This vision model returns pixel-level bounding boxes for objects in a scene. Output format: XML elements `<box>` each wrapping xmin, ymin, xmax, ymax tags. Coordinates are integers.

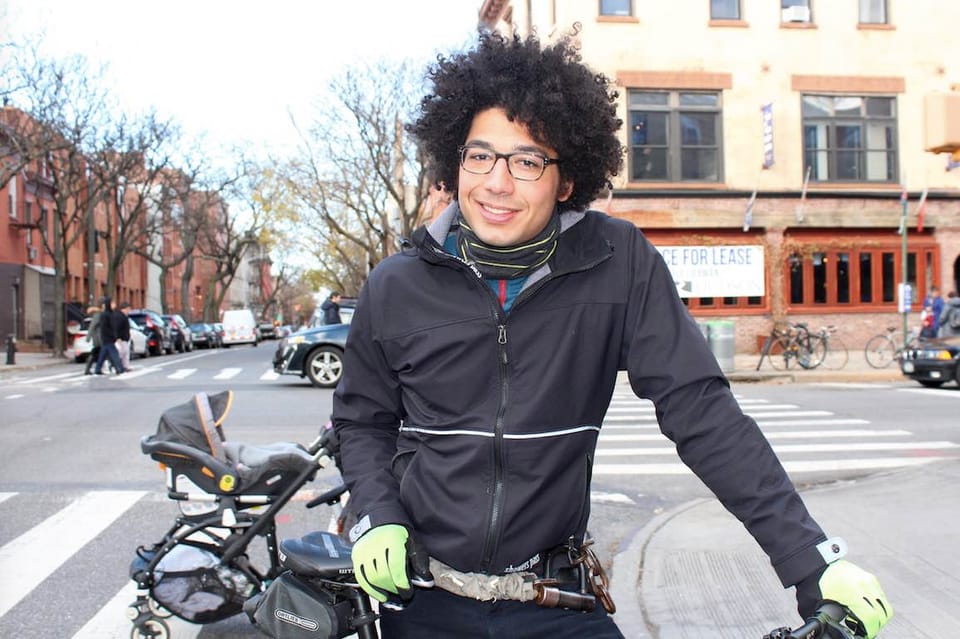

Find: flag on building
<box><xmin>795</xmin><ymin>165</ymin><xmax>811</xmax><ymax>223</ymax></box>
<box><xmin>916</xmin><ymin>188</ymin><xmax>928</xmax><ymax>232</ymax></box>
<box><xmin>743</xmin><ymin>187</ymin><xmax>757</xmax><ymax>232</ymax></box>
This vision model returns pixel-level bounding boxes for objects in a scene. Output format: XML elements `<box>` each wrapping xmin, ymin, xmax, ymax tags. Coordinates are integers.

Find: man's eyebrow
<box><xmin>463</xmin><ymin>140</ymin><xmax>548</xmax><ymax>155</ymax></box>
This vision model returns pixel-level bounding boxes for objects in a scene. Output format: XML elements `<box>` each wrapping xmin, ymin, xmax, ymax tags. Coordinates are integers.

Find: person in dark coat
<box><xmin>94</xmin><ymin>297</ymin><xmax>125</xmax><ymax>375</ymax></box>
<box><xmin>332</xmin><ymin>31</ymin><xmax>892</xmax><ymax>639</ymax></box>
<box><xmin>321</xmin><ymin>292</ymin><xmax>343</xmax><ymax>325</ymax></box>
<box><xmin>112</xmin><ymin>301</ymin><xmax>132</xmax><ymax>372</ymax></box>
<box><xmin>83</xmin><ymin>305</ymin><xmax>102</xmax><ymax>375</ymax></box>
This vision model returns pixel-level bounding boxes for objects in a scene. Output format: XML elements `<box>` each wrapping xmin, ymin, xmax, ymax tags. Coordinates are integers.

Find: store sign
<box><xmin>657</xmin><ymin>245</ymin><xmax>765</xmax><ymax>298</ymax></box>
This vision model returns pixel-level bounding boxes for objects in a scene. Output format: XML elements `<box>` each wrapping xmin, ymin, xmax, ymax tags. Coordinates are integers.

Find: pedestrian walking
<box><xmin>93</xmin><ymin>297</ymin><xmax>125</xmax><ymax>375</ymax></box>
<box><xmin>83</xmin><ymin>305</ymin><xmax>101</xmax><ymax>375</ymax></box>
<box><xmin>114</xmin><ymin>302</ymin><xmax>132</xmax><ymax>372</ymax></box>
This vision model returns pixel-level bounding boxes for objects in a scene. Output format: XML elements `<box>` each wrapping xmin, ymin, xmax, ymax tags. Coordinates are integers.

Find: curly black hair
<box><xmin>407</xmin><ymin>30</ymin><xmax>623</xmax><ymax>213</ymax></box>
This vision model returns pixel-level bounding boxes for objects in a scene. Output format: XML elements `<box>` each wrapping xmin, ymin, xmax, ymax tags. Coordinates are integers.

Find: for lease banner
<box><xmin>656</xmin><ymin>245</ymin><xmax>765</xmax><ymax>298</ymax></box>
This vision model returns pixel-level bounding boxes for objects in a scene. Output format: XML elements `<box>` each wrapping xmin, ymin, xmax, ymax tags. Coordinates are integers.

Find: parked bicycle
<box><xmin>809</xmin><ymin>324</ymin><xmax>848</xmax><ymax>370</ymax></box>
<box><xmin>864</xmin><ymin>326</ymin><xmax>921</xmax><ymax>369</ymax></box>
<box><xmin>764</xmin><ymin>601</ymin><xmax>861</xmax><ymax>638</ymax></box>
<box><xmin>756</xmin><ymin>322</ymin><xmax>824</xmax><ymax>371</ymax></box>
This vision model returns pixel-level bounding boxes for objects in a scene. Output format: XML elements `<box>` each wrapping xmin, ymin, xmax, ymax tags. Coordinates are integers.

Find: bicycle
<box><xmin>864</xmin><ymin>326</ymin><xmax>921</xmax><ymax>369</ymax></box>
<box><xmin>809</xmin><ymin>325</ymin><xmax>848</xmax><ymax>370</ymax></box>
<box><xmin>764</xmin><ymin>601</ymin><xmax>860</xmax><ymax>638</ymax></box>
<box><xmin>756</xmin><ymin>322</ymin><xmax>824</xmax><ymax>371</ymax></box>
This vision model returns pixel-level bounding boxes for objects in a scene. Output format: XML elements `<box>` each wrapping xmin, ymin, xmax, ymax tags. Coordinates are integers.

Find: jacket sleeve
<box><xmin>622</xmin><ymin>233</ymin><xmax>828</xmax><ymax>587</ymax></box>
<box><xmin>332</xmin><ymin>274</ymin><xmax>412</xmax><ymax>537</ymax></box>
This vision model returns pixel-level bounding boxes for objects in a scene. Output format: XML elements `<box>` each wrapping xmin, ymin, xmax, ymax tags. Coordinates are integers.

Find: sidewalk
<box><xmin>612</xmin><ymin>459</ymin><xmax>959</xmax><ymax>638</ymax></box>
<box><xmin>0</xmin><ymin>350</ymin><xmax>75</xmax><ymax>375</ymax></box>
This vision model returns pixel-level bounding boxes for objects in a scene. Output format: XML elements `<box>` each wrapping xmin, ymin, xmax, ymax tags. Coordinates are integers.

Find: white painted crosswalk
<box><xmin>595</xmin><ymin>392</ymin><xmax>958</xmax><ymax>475</ymax></box>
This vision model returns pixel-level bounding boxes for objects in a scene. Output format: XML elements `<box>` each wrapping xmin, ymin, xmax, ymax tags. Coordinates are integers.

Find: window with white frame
<box><xmin>628</xmin><ymin>90</ymin><xmax>723</xmax><ymax>182</ymax></box>
<box><xmin>801</xmin><ymin>95</ymin><xmax>898</xmax><ymax>183</ymax></box>
<box><xmin>599</xmin><ymin>0</ymin><xmax>632</xmax><ymax>17</ymax></box>
<box><xmin>859</xmin><ymin>0</ymin><xmax>887</xmax><ymax>24</ymax></box>
<box><xmin>781</xmin><ymin>0</ymin><xmax>811</xmax><ymax>23</ymax></box>
<box><xmin>711</xmin><ymin>0</ymin><xmax>740</xmax><ymax>20</ymax></box>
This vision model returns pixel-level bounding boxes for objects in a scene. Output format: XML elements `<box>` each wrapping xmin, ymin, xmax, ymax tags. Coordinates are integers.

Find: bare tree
<box><xmin>0</xmin><ymin>45</ymin><xmax>131</xmax><ymax>355</ymax></box>
<box><xmin>274</xmin><ymin>58</ymin><xmax>436</xmax><ymax>296</ymax></box>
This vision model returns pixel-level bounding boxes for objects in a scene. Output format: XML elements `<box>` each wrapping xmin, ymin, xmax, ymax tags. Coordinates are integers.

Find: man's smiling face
<box><xmin>457</xmin><ymin>108</ymin><xmax>572</xmax><ymax>247</ymax></box>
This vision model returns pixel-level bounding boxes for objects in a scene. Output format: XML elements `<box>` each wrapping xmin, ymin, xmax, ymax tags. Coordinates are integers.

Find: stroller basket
<box><xmin>141</xmin><ymin>390</ymin><xmax>318</xmax><ymax>497</ymax></box>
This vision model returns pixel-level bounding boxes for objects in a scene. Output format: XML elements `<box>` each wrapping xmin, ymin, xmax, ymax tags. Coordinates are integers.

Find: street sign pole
<box><xmin>901</xmin><ymin>190</ymin><xmax>909</xmax><ymax>344</ymax></box>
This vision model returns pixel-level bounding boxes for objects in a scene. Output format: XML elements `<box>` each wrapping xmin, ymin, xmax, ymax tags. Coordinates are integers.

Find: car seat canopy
<box><xmin>154</xmin><ymin>390</ymin><xmax>233</xmax><ymax>460</ymax></box>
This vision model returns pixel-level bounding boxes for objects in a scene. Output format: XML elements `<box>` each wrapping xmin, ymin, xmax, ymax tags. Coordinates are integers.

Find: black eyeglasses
<box><xmin>458</xmin><ymin>145</ymin><xmax>561</xmax><ymax>182</ymax></box>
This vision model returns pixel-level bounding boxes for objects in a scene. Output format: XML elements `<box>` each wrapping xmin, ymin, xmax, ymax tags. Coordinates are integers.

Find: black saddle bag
<box><xmin>244</xmin><ymin>571</ymin><xmax>355</xmax><ymax>639</ymax></box>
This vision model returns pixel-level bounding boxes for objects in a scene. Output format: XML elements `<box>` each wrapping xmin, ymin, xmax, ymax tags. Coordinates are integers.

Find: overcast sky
<box><xmin>2</xmin><ymin>0</ymin><xmax>482</xmax><ymax>154</ymax></box>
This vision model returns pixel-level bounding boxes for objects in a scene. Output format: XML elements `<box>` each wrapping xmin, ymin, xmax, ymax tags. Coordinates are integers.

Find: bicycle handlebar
<box><xmin>763</xmin><ymin>602</ymin><xmax>859</xmax><ymax>639</ymax></box>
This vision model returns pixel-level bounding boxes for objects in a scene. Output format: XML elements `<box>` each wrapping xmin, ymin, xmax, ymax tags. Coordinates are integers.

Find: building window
<box><xmin>711</xmin><ymin>0</ymin><xmax>740</xmax><ymax>20</ymax></box>
<box><xmin>25</xmin><ymin>201</ymin><xmax>33</xmax><ymax>246</ymax></box>
<box><xmin>628</xmin><ymin>90</ymin><xmax>723</xmax><ymax>182</ymax></box>
<box><xmin>599</xmin><ymin>0</ymin><xmax>632</xmax><ymax>17</ymax></box>
<box><xmin>781</xmin><ymin>0</ymin><xmax>811</xmax><ymax>23</ymax></box>
<box><xmin>859</xmin><ymin>0</ymin><xmax>887</xmax><ymax>24</ymax></box>
<box><xmin>785</xmin><ymin>233</ymin><xmax>937</xmax><ymax>309</ymax></box>
<box><xmin>802</xmin><ymin>95</ymin><xmax>898</xmax><ymax>183</ymax></box>
<box><xmin>7</xmin><ymin>174</ymin><xmax>16</xmax><ymax>218</ymax></box>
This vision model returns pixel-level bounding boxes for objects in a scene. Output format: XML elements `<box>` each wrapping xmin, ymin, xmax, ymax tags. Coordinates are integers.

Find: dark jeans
<box><xmin>94</xmin><ymin>341</ymin><xmax>124</xmax><ymax>374</ymax></box>
<box><xmin>378</xmin><ymin>587</ymin><xmax>624</xmax><ymax>639</ymax></box>
<box><xmin>84</xmin><ymin>345</ymin><xmax>100</xmax><ymax>374</ymax></box>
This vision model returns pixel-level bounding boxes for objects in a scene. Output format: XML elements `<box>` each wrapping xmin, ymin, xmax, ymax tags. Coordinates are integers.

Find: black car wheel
<box><xmin>305</xmin><ymin>346</ymin><xmax>344</xmax><ymax>388</ymax></box>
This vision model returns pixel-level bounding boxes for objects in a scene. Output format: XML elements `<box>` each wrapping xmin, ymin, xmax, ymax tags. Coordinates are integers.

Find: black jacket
<box><xmin>321</xmin><ymin>299</ymin><xmax>342</xmax><ymax>325</ymax></box>
<box><xmin>98</xmin><ymin>309</ymin><xmax>119</xmax><ymax>342</ymax></box>
<box><xmin>334</xmin><ymin>208</ymin><xmax>827</xmax><ymax>587</ymax></box>
<box><xmin>113</xmin><ymin>311</ymin><xmax>130</xmax><ymax>341</ymax></box>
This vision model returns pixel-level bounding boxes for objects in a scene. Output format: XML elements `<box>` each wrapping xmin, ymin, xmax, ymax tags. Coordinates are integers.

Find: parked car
<box><xmin>273</xmin><ymin>323</ymin><xmax>349</xmax><ymax>388</ymax></box>
<box><xmin>72</xmin><ymin>317</ymin><xmax>148</xmax><ymax>362</ymax></box>
<box><xmin>258</xmin><ymin>322</ymin><xmax>278</xmax><ymax>340</ymax></box>
<box><xmin>162</xmin><ymin>314</ymin><xmax>194</xmax><ymax>352</ymax></box>
<box><xmin>221</xmin><ymin>308</ymin><xmax>259</xmax><ymax>347</ymax></box>
<box><xmin>128</xmin><ymin>309</ymin><xmax>174</xmax><ymax>356</ymax></box>
<box><xmin>189</xmin><ymin>322</ymin><xmax>219</xmax><ymax>349</ymax></box>
<box><xmin>900</xmin><ymin>336</ymin><xmax>960</xmax><ymax>387</ymax></box>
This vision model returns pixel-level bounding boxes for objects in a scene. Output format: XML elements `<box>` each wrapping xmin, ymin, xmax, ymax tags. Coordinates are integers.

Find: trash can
<box><xmin>707</xmin><ymin>320</ymin><xmax>735</xmax><ymax>373</ymax></box>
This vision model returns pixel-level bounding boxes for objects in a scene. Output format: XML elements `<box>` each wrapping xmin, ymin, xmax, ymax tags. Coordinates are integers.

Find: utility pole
<box><xmin>899</xmin><ymin>187</ymin><xmax>909</xmax><ymax>344</ymax></box>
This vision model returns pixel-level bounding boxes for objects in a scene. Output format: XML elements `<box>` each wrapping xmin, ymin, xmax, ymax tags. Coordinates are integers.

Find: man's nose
<box><xmin>483</xmin><ymin>157</ymin><xmax>515</xmax><ymax>192</ymax></box>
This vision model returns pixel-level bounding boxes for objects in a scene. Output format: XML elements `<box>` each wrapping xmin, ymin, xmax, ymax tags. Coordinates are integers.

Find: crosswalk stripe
<box><xmin>595</xmin><ymin>441</ymin><xmax>959</xmax><ymax>456</ymax></box>
<box><xmin>594</xmin><ymin>457</ymin><xmax>937</xmax><ymax>475</ymax></box>
<box><xmin>0</xmin><ymin>493</ymin><xmax>15</xmax><ymax>505</ymax></box>
<box><xmin>599</xmin><ymin>429</ymin><xmax>912</xmax><ymax>442</ymax></box>
<box><xmin>897</xmin><ymin>387</ymin><xmax>960</xmax><ymax>398</ymax></box>
<box><xmin>213</xmin><ymin>368</ymin><xmax>243</xmax><ymax>380</ymax></box>
<box><xmin>756</xmin><ymin>418</ymin><xmax>869</xmax><ymax>427</ymax></box>
<box><xmin>260</xmin><ymin>369</ymin><xmax>280</xmax><ymax>381</ymax></box>
<box><xmin>0</xmin><ymin>491</ymin><xmax>145</xmax><ymax>617</ymax></box>
<box><xmin>168</xmin><ymin>368</ymin><xmax>197</xmax><ymax>380</ymax></box>
<box><xmin>71</xmin><ymin>582</ymin><xmax>201</xmax><ymax>639</ymax></box>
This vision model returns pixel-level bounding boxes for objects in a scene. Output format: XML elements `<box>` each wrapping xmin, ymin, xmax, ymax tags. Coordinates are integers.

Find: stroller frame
<box><xmin>128</xmin><ymin>391</ymin><xmax>337</xmax><ymax>639</ymax></box>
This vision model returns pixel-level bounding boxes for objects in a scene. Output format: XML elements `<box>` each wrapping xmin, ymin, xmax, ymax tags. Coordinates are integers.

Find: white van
<box><xmin>221</xmin><ymin>308</ymin><xmax>259</xmax><ymax>346</ymax></box>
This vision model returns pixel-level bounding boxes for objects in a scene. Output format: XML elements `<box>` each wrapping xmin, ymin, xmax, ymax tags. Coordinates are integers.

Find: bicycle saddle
<box><xmin>280</xmin><ymin>532</ymin><xmax>355</xmax><ymax>579</ymax></box>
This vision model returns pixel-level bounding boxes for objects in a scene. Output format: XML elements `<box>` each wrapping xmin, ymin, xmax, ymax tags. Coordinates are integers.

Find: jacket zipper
<box><xmin>480</xmin><ymin>322</ymin><xmax>509</xmax><ymax>571</ymax></box>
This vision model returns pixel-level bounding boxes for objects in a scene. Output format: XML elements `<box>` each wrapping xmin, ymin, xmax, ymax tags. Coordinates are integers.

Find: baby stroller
<box><xmin>128</xmin><ymin>390</ymin><xmax>344</xmax><ymax>639</ymax></box>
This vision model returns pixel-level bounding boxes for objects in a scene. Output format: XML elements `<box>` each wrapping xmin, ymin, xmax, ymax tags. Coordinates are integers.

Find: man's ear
<box><xmin>557</xmin><ymin>179</ymin><xmax>574</xmax><ymax>203</ymax></box>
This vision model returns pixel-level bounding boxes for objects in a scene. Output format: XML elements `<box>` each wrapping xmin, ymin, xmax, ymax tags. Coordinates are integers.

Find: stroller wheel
<box><xmin>147</xmin><ymin>597</ymin><xmax>172</xmax><ymax>619</ymax></box>
<box><xmin>130</xmin><ymin>617</ymin><xmax>170</xmax><ymax>639</ymax></box>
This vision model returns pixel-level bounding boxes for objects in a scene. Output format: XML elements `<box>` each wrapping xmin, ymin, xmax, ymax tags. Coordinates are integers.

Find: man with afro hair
<box><xmin>333</xmin><ymin>30</ymin><xmax>891</xmax><ymax>638</ymax></box>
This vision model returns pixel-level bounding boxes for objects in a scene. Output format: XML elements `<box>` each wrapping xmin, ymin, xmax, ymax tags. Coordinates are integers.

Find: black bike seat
<box><xmin>279</xmin><ymin>532</ymin><xmax>354</xmax><ymax>579</ymax></box>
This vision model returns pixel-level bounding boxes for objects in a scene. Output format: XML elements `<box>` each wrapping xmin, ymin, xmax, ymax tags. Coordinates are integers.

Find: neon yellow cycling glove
<box><xmin>351</xmin><ymin>524</ymin><xmax>411</xmax><ymax>603</ymax></box>
<box><xmin>797</xmin><ymin>560</ymin><xmax>893</xmax><ymax>638</ymax></box>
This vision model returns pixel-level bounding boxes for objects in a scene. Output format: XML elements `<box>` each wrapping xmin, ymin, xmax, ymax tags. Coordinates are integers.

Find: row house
<box><xmin>0</xmin><ymin>106</ymin><xmax>244</xmax><ymax>349</ymax></box>
<box><xmin>479</xmin><ymin>0</ymin><xmax>960</xmax><ymax>353</ymax></box>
